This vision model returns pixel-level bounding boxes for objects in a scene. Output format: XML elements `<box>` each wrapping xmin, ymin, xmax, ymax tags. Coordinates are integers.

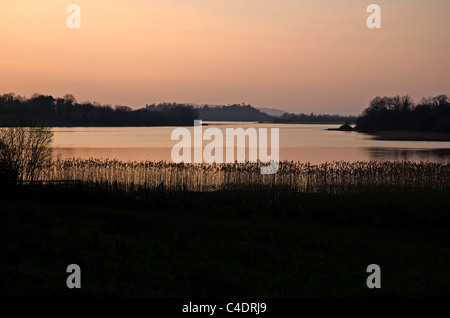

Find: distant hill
<box><xmin>197</xmin><ymin>104</ymin><xmax>272</xmax><ymax>122</ymax></box>
<box><xmin>256</xmin><ymin>107</ymin><xmax>287</xmax><ymax>117</ymax></box>
<box><xmin>184</xmin><ymin>104</ymin><xmax>287</xmax><ymax>118</ymax></box>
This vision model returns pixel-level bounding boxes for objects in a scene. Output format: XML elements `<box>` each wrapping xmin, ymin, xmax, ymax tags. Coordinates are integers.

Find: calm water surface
<box><xmin>52</xmin><ymin>122</ymin><xmax>450</xmax><ymax>164</ymax></box>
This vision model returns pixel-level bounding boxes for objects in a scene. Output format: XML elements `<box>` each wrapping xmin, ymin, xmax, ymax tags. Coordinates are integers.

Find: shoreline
<box><xmin>371</xmin><ymin>130</ymin><xmax>450</xmax><ymax>142</ymax></box>
<box><xmin>327</xmin><ymin>127</ymin><xmax>450</xmax><ymax>141</ymax></box>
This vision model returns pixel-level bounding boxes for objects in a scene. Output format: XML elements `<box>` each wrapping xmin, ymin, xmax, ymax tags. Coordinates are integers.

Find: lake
<box><xmin>52</xmin><ymin>122</ymin><xmax>450</xmax><ymax>164</ymax></box>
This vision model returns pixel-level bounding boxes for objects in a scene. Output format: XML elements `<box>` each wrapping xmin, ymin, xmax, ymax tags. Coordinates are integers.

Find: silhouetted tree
<box><xmin>0</xmin><ymin>122</ymin><xmax>53</xmax><ymax>185</ymax></box>
<box><xmin>274</xmin><ymin>112</ymin><xmax>356</xmax><ymax>124</ymax></box>
<box><xmin>356</xmin><ymin>94</ymin><xmax>450</xmax><ymax>133</ymax></box>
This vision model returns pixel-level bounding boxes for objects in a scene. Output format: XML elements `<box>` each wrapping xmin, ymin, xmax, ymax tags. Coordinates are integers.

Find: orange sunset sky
<box><xmin>1</xmin><ymin>0</ymin><xmax>449</xmax><ymax>114</ymax></box>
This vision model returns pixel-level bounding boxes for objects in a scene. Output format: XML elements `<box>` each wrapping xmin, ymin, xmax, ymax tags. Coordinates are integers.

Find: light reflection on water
<box><xmin>52</xmin><ymin>123</ymin><xmax>450</xmax><ymax>164</ymax></box>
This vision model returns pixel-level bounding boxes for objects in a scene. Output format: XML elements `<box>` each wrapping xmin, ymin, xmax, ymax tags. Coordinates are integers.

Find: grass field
<box><xmin>1</xmin><ymin>182</ymin><xmax>449</xmax><ymax>298</ymax></box>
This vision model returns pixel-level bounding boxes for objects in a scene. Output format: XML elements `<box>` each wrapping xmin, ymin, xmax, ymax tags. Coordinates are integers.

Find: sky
<box><xmin>1</xmin><ymin>0</ymin><xmax>449</xmax><ymax>115</ymax></box>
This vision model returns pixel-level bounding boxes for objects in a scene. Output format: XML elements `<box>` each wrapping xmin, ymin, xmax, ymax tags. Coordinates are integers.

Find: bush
<box><xmin>0</xmin><ymin>123</ymin><xmax>53</xmax><ymax>185</ymax></box>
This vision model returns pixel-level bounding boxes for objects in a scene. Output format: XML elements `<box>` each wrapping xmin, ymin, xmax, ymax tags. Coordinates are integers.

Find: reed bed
<box><xmin>36</xmin><ymin>159</ymin><xmax>450</xmax><ymax>194</ymax></box>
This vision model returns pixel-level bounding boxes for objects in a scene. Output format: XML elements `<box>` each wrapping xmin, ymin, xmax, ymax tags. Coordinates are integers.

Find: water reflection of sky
<box><xmin>51</xmin><ymin>123</ymin><xmax>450</xmax><ymax>163</ymax></box>
<box><xmin>365</xmin><ymin>148</ymin><xmax>450</xmax><ymax>162</ymax></box>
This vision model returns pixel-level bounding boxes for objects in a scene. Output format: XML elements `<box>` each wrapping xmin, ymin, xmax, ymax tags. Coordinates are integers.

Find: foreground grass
<box><xmin>0</xmin><ymin>187</ymin><xmax>449</xmax><ymax>297</ymax></box>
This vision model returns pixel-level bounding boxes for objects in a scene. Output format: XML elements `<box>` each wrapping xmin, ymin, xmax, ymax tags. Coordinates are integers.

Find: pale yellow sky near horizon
<box><xmin>1</xmin><ymin>0</ymin><xmax>449</xmax><ymax>114</ymax></box>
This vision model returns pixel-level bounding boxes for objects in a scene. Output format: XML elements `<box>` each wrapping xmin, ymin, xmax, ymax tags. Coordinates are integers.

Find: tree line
<box><xmin>273</xmin><ymin>113</ymin><xmax>356</xmax><ymax>124</ymax></box>
<box><xmin>0</xmin><ymin>93</ymin><xmax>199</xmax><ymax>126</ymax></box>
<box><xmin>356</xmin><ymin>94</ymin><xmax>450</xmax><ymax>133</ymax></box>
<box><xmin>1</xmin><ymin>93</ymin><xmax>363</xmax><ymax>125</ymax></box>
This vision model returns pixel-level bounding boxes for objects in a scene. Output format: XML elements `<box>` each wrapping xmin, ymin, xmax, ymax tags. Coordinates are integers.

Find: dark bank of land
<box><xmin>0</xmin><ymin>94</ymin><xmax>199</xmax><ymax>127</ymax></box>
<box><xmin>326</xmin><ymin>94</ymin><xmax>450</xmax><ymax>141</ymax></box>
<box><xmin>0</xmin><ymin>92</ymin><xmax>356</xmax><ymax>126</ymax></box>
<box><xmin>273</xmin><ymin>114</ymin><xmax>357</xmax><ymax>125</ymax></box>
<box><xmin>276</xmin><ymin>94</ymin><xmax>450</xmax><ymax>140</ymax></box>
<box><xmin>1</xmin><ymin>184</ymin><xmax>450</xmax><ymax>298</ymax></box>
<box><xmin>0</xmin><ymin>93</ymin><xmax>274</xmax><ymax>126</ymax></box>
<box><xmin>2</xmin><ymin>93</ymin><xmax>449</xmax><ymax>134</ymax></box>
<box><xmin>356</xmin><ymin>95</ymin><xmax>450</xmax><ymax>134</ymax></box>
